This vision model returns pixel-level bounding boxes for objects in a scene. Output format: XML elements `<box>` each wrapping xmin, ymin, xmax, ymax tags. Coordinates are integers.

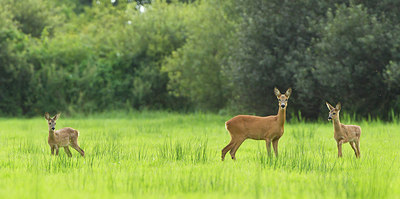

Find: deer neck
<box><xmin>277</xmin><ymin>107</ymin><xmax>286</xmax><ymax>127</ymax></box>
<box><xmin>333</xmin><ymin>116</ymin><xmax>341</xmax><ymax>132</ymax></box>
<box><xmin>49</xmin><ymin>129</ymin><xmax>55</xmax><ymax>138</ymax></box>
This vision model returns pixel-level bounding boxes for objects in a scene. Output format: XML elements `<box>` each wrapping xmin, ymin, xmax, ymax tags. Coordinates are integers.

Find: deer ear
<box><xmin>44</xmin><ymin>112</ymin><xmax>50</xmax><ymax>120</ymax></box>
<box><xmin>326</xmin><ymin>102</ymin><xmax>334</xmax><ymax>111</ymax></box>
<box><xmin>53</xmin><ymin>113</ymin><xmax>61</xmax><ymax>121</ymax></box>
<box><xmin>274</xmin><ymin>87</ymin><xmax>281</xmax><ymax>97</ymax></box>
<box><xmin>336</xmin><ymin>102</ymin><xmax>341</xmax><ymax>111</ymax></box>
<box><xmin>285</xmin><ymin>88</ymin><xmax>292</xmax><ymax>98</ymax></box>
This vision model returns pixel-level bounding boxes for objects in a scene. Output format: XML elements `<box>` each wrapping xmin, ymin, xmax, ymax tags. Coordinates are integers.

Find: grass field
<box><xmin>0</xmin><ymin>111</ymin><xmax>399</xmax><ymax>199</ymax></box>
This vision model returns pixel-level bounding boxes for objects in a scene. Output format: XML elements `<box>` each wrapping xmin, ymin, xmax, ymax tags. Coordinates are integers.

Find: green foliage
<box><xmin>1</xmin><ymin>0</ymin><xmax>194</xmax><ymax>116</ymax></box>
<box><xmin>227</xmin><ymin>0</ymin><xmax>400</xmax><ymax>119</ymax></box>
<box><xmin>162</xmin><ymin>0</ymin><xmax>237</xmax><ymax>111</ymax></box>
<box><xmin>312</xmin><ymin>4</ymin><xmax>397</xmax><ymax>117</ymax></box>
<box><xmin>6</xmin><ymin>0</ymin><xmax>67</xmax><ymax>37</ymax></box>
<box><xmin>228</xmin><ymin>0</ymin><xmax>341</xmax><ymax>116</ymax></box>
<box><xmin>1</xmin><ymin>0</ymin><xmax>400</xmax><ymax>119</ymax></box>
<box><xmin>0</xmin><ymin>5</ymin><xmax>32</xmax><ymax>116</ymax></box>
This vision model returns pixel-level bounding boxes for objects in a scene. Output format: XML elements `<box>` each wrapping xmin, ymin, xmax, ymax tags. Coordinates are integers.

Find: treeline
<box><xmin>0</xmin><ymin>0</ymin><xmax>399</xmax><ymax>119</ymax></box>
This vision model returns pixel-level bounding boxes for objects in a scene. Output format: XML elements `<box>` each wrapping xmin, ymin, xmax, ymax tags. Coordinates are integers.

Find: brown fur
<box><xmin>222</xmin><ymin>88</ymin><xmax>291</xmax><ymax>160</ymax></box>
<box><xmin>326</xmin><ymin>102</ymin><xmax>361</xmax><ymax>158</ymax></box>
<box><xmin>45</xmin><ymin>112</ymin><xmax>85</xmax><ymax>157</ymax></box>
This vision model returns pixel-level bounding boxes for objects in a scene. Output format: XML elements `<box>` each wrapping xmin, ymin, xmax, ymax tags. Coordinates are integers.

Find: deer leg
<box><xmin>266</xmin><ymin>139</ymin><xmax>272</xmax><ymax>156</ymax></box>
<box><xmin>337</xmin><ymin>140</ymin><xmax>343</xmax><ymax>158</ymax></box>
<box><xmin>55</xmin><ymin>146</ymin><xmax>59</xmax><ymax>156</ymax></box>
<box><xmin>229</xmin><ymin>138</ymin><xmax>245</xmax><ymax>160</ymax></box>
<box><xmin>221</xmin><ymin>140</ymin><xmax>234</xmax><ymax>161</ymax></box>
<box><xmin>64</xmin><ymin>146</ymin><xmax>72</xmax><ymax>157</ymax></box>
<box><xmin>355</xmin><ymin>140</ymin><xmax>361</xmax><ymax>158</ymax></box>
<box><xmin>79</xmin><ymin>146</ymin><xmax>85</xmax><ymax>157</ymax></box>
<box><xmin>272</xmin><ymin>139</ymin><xmax>279</xmax><ymax>157</ymax></box>
<box><xmin>71</xmin><ymin>144</ymin><xmax>85</xmax><ymax>157</ymax></box>
<box><xmin>349</xmin><ymin>142</ymin><xmax>357</xmax><ymax>157</ymax></box>
<box><xmin>51</xmin><ymin>146</ymin><xmax>55</xmax><ymax>155</ymax></box>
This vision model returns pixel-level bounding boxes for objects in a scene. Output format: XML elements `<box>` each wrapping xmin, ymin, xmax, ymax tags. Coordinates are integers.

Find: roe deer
<box><xmin>222</xmin><ymin>87</ymin><xmax>292</xmax><ymax>160</ymax></box>
<box><xmin>45</xmin><ymin>112</ymin><xmax>85</xmax><ymax>157</ymax></box>
<box><xmin>326</xmin><ymin>102</ymin><xmax>361</xmax><ymax>158</ymax></box>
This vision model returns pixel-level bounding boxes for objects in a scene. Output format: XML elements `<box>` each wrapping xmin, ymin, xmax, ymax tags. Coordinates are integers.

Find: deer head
<box><xmin>274</xmin><ymin>87</ymin><xmax>292</xmax><ymax>109</ymax></box>
<box><xmin>44</xmin><ymin>112</ymin><xmax>61</xmax><ymax>131</ymax></box>
<box><xmin>326</xmin><ymin>102</ymin><xmax>341</xmax><ymax>121</ymax></box>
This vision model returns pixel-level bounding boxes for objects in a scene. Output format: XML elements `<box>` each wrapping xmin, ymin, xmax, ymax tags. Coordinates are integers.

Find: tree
<box><xmin>0</xmin><ymin>5</ymin><xmax>33</xmax><ymax>115</ymax></box>
<box><xmin>227</xmin><ymin>0</ymin><xmax>341</xmax><ymax>117</ymax></box>
<box><xmin>312</xmin><ymin>4</ymin><xmax>396</xmax><ymax>117</ymax></box>
<box><xmin>162</xmin><ymin>0</ymin><xmax>237</xmax><ymax>111</ymax></box>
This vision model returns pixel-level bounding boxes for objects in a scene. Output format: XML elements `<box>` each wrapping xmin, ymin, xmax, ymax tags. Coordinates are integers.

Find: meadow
<box><xmin>0</xmin><ymin>111</ymin><xmax>399</xmax><ymax>199</ymax></box>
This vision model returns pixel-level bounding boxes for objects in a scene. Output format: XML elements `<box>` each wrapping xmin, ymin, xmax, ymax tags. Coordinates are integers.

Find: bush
<box><xmin>162</xmin><ymin>0</ymin><xmax>237</xmax><ymax>111</ymax></box>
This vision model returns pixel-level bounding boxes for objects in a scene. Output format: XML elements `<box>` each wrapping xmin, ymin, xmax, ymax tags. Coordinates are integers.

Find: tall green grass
<box><xmin>0</xmin><ymin>112</ymin><xmax>399</xmax><ymax>198</ymax></box>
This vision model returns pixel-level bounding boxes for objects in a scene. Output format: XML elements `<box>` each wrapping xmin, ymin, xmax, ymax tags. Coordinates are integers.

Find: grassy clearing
<box><xmin>0</xmin><ymin>111</ymin><xmax>399</xmax><ymax>198</ymax></box>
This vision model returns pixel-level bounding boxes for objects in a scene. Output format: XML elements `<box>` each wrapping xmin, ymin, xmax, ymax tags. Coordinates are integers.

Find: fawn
<box><xmin>326</xmin><ymin>102</ymin><xmax>361</xmax><ymax>158</ymax></box>
<box><xmin>45</xmin><ymin>112</ymin><xmax>85</xmax><ymax>157</ymax></box>
<box><xmin>222</xmin><ymin>87</ymin><xmax>292</xmax><ymax>160</ymax></box>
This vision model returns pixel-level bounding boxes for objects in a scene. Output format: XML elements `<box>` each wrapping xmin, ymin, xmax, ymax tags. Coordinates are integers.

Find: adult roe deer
<box><xmin>326</xmin><ymin>102</ymin><xmax>361</xmax><ymax>158</ymax></box>
<box><xmin>222</xmin><ymin>87</ymin><xmax>292</xmax><ymax>160</ymax></box>
<box><xmin>45</xmin><ymin>112</ymin><xmax>85</xmax><ymax>157</ymax></box>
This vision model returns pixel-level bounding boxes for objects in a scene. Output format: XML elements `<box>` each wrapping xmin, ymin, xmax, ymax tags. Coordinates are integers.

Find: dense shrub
<box><xmin>1</xmin><ymin>0</ymin><xmax>400</xmax><ymax>119</ymax></box>
<box><xmin>0</xmin><ymin>5</ymin><xmax>32</xmax><ymax>116</ymax></box>
<box><xmin>227</xmin><ymin>1</ymin><xmax>400</xmax><ymax>119</ymax></box>
<box><xmin>162</xmin><ymin>0</ymin><xmax>237</xmax><ymax>111</ymax></box>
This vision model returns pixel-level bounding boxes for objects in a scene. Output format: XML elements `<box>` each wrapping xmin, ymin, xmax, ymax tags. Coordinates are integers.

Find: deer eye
<box><xmin>333</xmin><ymin>113</ymin><xmax>336</xmax><ymax>115</ymax></box>
<box><xmin>285</xmin><ymin>99</ymin><xmax>288</xmax><ymax>101</ymax></box>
